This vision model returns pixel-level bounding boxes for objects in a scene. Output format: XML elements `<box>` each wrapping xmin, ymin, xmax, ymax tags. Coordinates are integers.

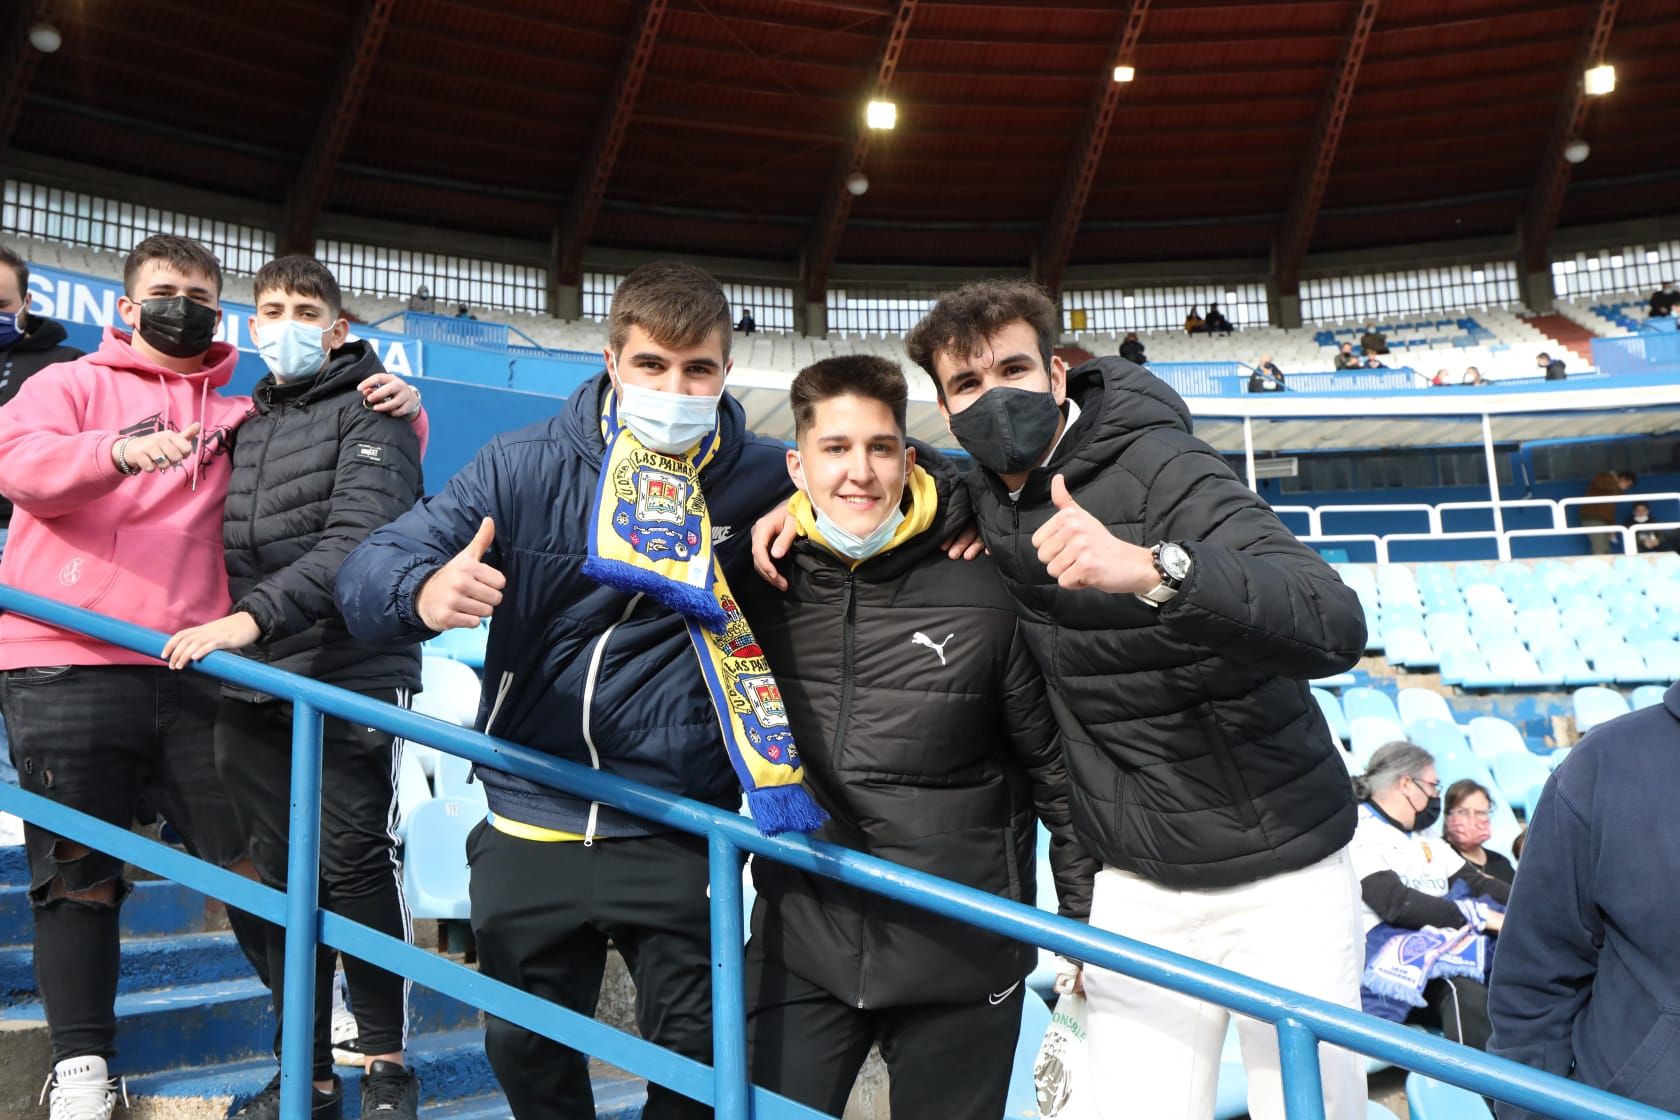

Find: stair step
<box><xmin>0</xmin><ymin>975</ymin><xmax>481</xmax><ymax>1071</ymax></box>
<box><xmin>0</xmin><ymin>879</ymin><xmax>212</xmax><ymax>946</ymax></box>
<box><xmin>0</xmin><ymin>930</ymin><xmax>251</xmax><ymax>1006</ymax></box>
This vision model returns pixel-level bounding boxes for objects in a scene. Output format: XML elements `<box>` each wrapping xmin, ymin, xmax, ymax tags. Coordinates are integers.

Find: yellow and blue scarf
<box><xmin>582</xmin><ymin>391</ymin><xmax>827</xmax><ymax>836</ymax></box>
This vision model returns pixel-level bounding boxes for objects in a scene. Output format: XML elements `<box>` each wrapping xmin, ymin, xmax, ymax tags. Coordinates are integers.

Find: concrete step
<box><xmin>0</xmin><ymin>878</ymin><xmax>212</xmax><ymax>946</ymax></box>
<box><xmin>0</xmin><ymin>930</ymin><xmax>251</xmax><ymax>1007</ymax></box>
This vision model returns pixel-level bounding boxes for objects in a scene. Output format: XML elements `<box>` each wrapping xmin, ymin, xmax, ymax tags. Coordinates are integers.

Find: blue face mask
<box><xmin>0</xmin><ymin>310</ymin><xmax>23</xmax><ymax>348</ymax></box>
<box><xmin>616</xmin><ymin>375</ymin><xmax>722</xmax><ymax>454</ymax></box>
<box><xmin>255</xmin><ymin>318</ymin><xmax>333</xmax><ymax>382</ymax></box>
<box><xmin>813</xmin><ymin>501</ymin><xmax>906</xmax><ymax>562</ymax></box>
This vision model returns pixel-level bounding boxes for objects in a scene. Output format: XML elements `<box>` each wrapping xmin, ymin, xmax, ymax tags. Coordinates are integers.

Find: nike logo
<box><xmin>989</xmin><ymin>981</ymin><xmax>1021</xmax><ymax>1005</ymax></box>
<box><xmin>712</xmin><ymin>524</ymin><xmax>734</xmax><ymax>544</ymax></box>
<box><xmin>911</xmin><ymin>631</ymin><xmax>954</xmax><ymax>666</ymax></box>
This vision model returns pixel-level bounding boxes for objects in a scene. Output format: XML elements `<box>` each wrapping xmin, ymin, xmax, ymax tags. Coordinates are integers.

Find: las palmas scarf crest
<box><xmin>582</xmin><ymin>390</ymin><xmax>826</xmax><ymax>836</ymax></box>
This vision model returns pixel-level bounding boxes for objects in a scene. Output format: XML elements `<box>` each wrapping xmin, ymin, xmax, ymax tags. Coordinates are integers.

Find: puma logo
<box><xmin>911</xmin><ymin>631</ymin><xmax>954</xmax><ymax>666</ymax></box>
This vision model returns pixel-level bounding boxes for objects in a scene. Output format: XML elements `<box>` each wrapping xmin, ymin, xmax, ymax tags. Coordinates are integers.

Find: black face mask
<box><xmin>947</xmin><ymin>387</ymin><xmax>1063</xmax><ymax>477</ymax></box>
<box><xmin>1412</xmin><ymin>792</ymin><xmax>1442</xmax><ymax>833</ymax></box>
<box><xmin>133</xmin><ymin>296</ymin><xmax>219</xmax><ymax>359</ymax></box>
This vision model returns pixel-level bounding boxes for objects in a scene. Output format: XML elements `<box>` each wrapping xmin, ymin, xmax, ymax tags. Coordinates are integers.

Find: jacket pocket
<box><xmin>83</xmin><ymin>529</ymin><xmax>225</xmax><ymax>635</ymax></box>
<box><xmin>1199</xmin><ymin>703</ymin><xmax>1260</xmax><ymax>829</ymax></box>
<box><xmin>1605</xmin><ymin>1006</ymin><xmax>1680</xmax><ymax>1104</ymax></box>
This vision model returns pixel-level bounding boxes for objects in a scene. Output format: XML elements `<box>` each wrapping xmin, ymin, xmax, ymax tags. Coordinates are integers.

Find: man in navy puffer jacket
<box><xmin>335</xmin><ymin>262</ymin><xmax>792</xmax><ymax>1120</ymax></box>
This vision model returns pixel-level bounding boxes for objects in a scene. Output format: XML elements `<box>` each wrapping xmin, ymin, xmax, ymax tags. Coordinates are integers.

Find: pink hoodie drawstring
<box><xmin>191</xmin><ymin>376</ymin><xmax>208</xmax><ymax>491</ymax></box>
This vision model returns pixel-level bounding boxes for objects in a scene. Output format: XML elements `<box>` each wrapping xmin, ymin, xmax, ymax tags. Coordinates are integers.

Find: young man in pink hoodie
<box><xmin>0</xmin><ymin>234</ymin><xmax>418</xmax><ymax>1118</ymax></box>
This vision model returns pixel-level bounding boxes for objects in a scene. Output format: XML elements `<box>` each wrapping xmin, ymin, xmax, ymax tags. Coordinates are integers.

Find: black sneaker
<box><xmin>229</xmin><ymin>1072</ymin><xmax>343</xmax><ymax>1119</ymax></box>
<box><xmin>361</xmin><ymin>1060</ymin><xmax>420</xmax><ymax>1118</ymax></box>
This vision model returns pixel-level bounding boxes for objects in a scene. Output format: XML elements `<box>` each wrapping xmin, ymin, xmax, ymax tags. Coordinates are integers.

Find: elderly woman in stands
<box><xmin>1350</xmin><ymin>742</ymin><xmax>1511</xmax><ymax>1051</ymax></box>
<box><xmin>1442</xmin><ymin>779</ymin><xmax>1516</xmax><ymax>885</ymax></box>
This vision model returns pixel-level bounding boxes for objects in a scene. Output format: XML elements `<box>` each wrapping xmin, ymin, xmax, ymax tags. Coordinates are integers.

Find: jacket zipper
<box><xmin>832</xmin><ymin>574</ymin><xmax>870</xmax><ymax>1007</ymax></box>
<box><xmin>247</xmin><ymin>404</ymin><xmax>281</xmax><ymax>564</ymax></box>
<box><xmin>579</xmin><ymin>593</ymin><xmax>643</xmax><ymax>845</ymax></box>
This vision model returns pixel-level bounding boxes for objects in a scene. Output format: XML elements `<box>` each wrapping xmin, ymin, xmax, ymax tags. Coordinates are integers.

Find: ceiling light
<box><xmin>865</xmin><ymin>100</ymin><xmax>897</xmax><ymax>130</ymax></box>
<box><xmin>1112</xmin><ymin>65</ymin><xmax>1136</xmax><ymax>83</ymax></box>
<box><xmin>28</xmin><ymin>21</ymin><xmax>61</xmax><ymax>53</ymax></box>
<box><xmin>1583</xmin><ymin>63</ymin><xmax>1616</xmax><ymax>96</ymax></box>
<box><xmin>1563</xmin><ymin>139</ymin><xmax>1590</xmax><ymax>164</ymax></box>
<box><xmin>845</xmin><ymin>171</ymin><xmax>869</xmax><ymax>196</ymax></box>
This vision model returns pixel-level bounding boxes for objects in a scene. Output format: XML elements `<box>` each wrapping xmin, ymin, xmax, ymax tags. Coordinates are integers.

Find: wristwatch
<box><xmin>1136</xmin><ymin>541</ymin><xmax>1191</xmax><ymax>607</ymax></box>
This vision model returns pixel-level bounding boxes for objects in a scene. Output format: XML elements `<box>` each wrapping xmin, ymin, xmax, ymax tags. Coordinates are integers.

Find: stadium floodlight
<box><xmin>1583</xmin><ymin>64</ymin><xmax>1616</xmax><ymax>96</ymax></box>
<box><xmin>865</xmin><ymin>100</ymin><xmax>897</xmax><ymax>130</ymax></box>
<box><xmin>28</xmin><ymin>21</ymin><xmax>61</xmax><ymax>53</ymax></box>
<box><xmin>1563</xmin><ymin>139</ymin><xmax>1590</xmax><ymax>164</ymax></box>
<box><xmin>845</xmin><ymin>171</ymin><xmax>870</xmax><ymax>196</ymax></box>
<box><xmin>1113</xmin><ymin>65</ymin><xmax>1136</xmax><ymax>83</ymax></box>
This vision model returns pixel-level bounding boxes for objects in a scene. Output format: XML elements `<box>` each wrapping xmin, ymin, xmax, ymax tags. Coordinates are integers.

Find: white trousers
<box><xmin>1082</xmin><ymin>849</ymin><xmax>1367</xmax><ymax>1120</ymax></box>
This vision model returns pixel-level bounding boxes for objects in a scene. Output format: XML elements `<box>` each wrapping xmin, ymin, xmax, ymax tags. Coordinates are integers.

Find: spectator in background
<box><xmin>454</xmin><ymin>303</ymin><xmax>476</xmax><ymax>320</ymax></box>
<box><xmin>1118</xmin><ymin>331</ymin><xmax>1146</xmax><ymax>365</ymax></box>
<box><xmin>1183</xmin><ymin>306</ymin><xmax>1205</xmax><ymax>334</ymax></box>
<box><xmin>1363</xmin><ymin>355</ymin><xmax>1387</xmax><ymax>369</ymax></box>
<box><xmin>1537</xmin><ymin>352</ymin><xmax>1566</xmax><ymax>381</ymax></box>
<box><xmin>1462</xmin><ymin>368</ymin><xmax>1486</xmax><ymax>386</ymax></box>
<box><xmin>1248</xmin><ymin>356</ymin><xmax>1286</xmax><ymax>393</ymax></box>
<box><xmin>1430</xmin><ymin>369</ymin><xmax>1450</xmax><ymax>386</ymax></box>
<box><xmin>1648</xmin><ymin>280</ymin><xmax>1677</xmax><ymax>318</ymax></box>
<box><xmin>1488</xmin><ymin>684</ymin><xmax>1680</xmax><ymax>1118</ymax></box>
<box><xmin>735</xmin><ymin>308</ymin><xmax>756</xmax><ymax>334</ymax></box>
<box><xmin>1580</xmin><ymin>469</ymin><xmax>1636</xmax><ymax>555</ymax></box>
<box><xmin>1335</xmin><ymin>342</ymin><xmax>1360</xmax><ymax>371</ymax></box>
<box><xmin>1630</xmin><ymin>503</ymin><xmax>1673</xmax><ymax>554</ymax></box>
<box><xmin>1351</xmin><ymin>743</ymin><xmax>1507</xmax><ymax>1052</ymax></box>
<box><xmin>1442</xmin><ymin>780</ymin><xmax>1516</xmax><ymax>887</ymax></box>
<box><xmin>1203</xmin><ymin>303</ymin><xmax>1233</xmax><ymax>334</ymax></box>
<box><xmin>1360</xmin><ymin>324</ymin><xmax>1389</xmax><ymax>354</ymax></box>
<box><xmin>406</xmin><ymin>284</ymin><xmax>434</xmax><ymax>314</ymax></box>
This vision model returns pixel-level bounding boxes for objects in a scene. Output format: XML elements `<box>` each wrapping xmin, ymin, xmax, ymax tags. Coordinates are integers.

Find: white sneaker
<box><xmin>330</xmin><ymin>971</ymin><xmax>361</xmax><ymax>1067</ymax></box>
<box><xmin>40</xmin><ymin>1056</ymin><xmax>127</xmax><ymax>1120</ymax></box>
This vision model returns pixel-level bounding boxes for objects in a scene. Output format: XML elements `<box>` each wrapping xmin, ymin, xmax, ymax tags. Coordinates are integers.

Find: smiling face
<box><xmin>789</xmin><ymin>393</ymin><xmax>913</xmax><ymax>539</ymax></box>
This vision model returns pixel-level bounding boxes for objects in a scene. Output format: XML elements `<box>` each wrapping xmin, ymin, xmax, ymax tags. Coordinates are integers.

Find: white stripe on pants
<box><xmin>1082</xmin><ymin>848</ymin><xmax>1366</xmax><ymax>1120</ymax></box>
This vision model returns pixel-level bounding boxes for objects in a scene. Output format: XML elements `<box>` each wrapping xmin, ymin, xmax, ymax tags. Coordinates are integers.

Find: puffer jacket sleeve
<box><xmin>1000</xmin><ymin>618</ymin><xmax>1098</xmax><ymax>921</ymax></box>
<box><xmin>1139</xmin><ymin>433</ymin><xmax>1367</xmax><ymax>678</ymax></box>
<box><xmin>234</xmin><ymin>406</ymin><xmax>423</xmax><ymax>643</ymax></box>
<box><xmin>335</xmin><ymin>434</ymin><xmax>504</xmax><ymax>646</ymax></box>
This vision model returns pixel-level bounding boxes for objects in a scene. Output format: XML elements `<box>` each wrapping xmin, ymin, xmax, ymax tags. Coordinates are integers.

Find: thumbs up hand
<box><xmin>417</xmin><ymin>517</ymin><xmax>506</xmax><ymax>631</ymax></box>
<box><xmin>1030</xmin><ymin>475</ymin><xmax>1157</xmax><ymax>594</ymax></box>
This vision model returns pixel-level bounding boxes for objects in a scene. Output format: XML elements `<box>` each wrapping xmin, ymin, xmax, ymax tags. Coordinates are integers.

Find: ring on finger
<box><xmin>152</xmin><ymin>454</ymin><xmax>171</xmax><ymax>467</ymax></box>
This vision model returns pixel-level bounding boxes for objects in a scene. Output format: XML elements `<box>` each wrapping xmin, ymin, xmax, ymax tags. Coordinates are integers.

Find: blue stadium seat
<box><xmin>1573</xmin><ymin>686</ymin><xmax>1630</xmax><ymax>734</ymax></box>
<box><xmin>1383</xmin><ymin>604</ymin><xmax>1426</xmax><ymax>632</ymax></box>
<box><xmin>1434</xmin><ymin>750</ymin><xmax>1497</xmax><ymax>802</ymax></box>
<box><xmin>1534</xmin><ymin>642</ymin><xmax>1609</xmax><ymax>687</ymax></box>
<box><xmin>1368</xmin><ymin>1103</ymin><xmax>1402</xmax><ymax>1120</ymax></box>
<box><xmin>1492</xmin><ymin>751</ymin><xmax>1551</xmax><ymax>815</ymax></box>
<box><xmin>1625</xmin><ymin>623</ymin><xmax>1671</xmax><ymax>650</ymax></box>
<box><xmin>402</xmin><ymin>797</ymin><xmax>479</xmax><ymax>920</ymax></box>
<box><xmin>1594</xmin><ymin>645</ymin><xmax>1654</xmax><ymax>685</ymax></box>
<box><xmin>1467</xmin><ymin>716</ymin><xmax>1527</xmax><ymax>762</ymax></box>
<box><xmin>1404</xmin><ymin>1073</ymin><xmax>1493</xmax><ymax>1119</ymax></box>
<box><xmin>1639</xmin><ymin>640</ymin><xmax>1680</xmax><ymax>682</ymax></box>
<box><xmin>1632</xmin><ymin>684</ymin><xmax>1669</xmax><ymax>709</ymax></box>
<box><xmin>1336</xmin><ymin>564</ymin><xmax>1377</xmax><ymax>597</ymax></box>
<box><xmin>394</xmin><ymin>746</ymin><xmax>433</xmax><ymax>842</ymax></box>
<box><xmin>415</xmin><ymin>656</ymin><xmax>482</xmax><ymax>727</ymax></box>
<box><xmin>1343</xmin><ymin>687</ymin><xmax>1401</xmax><ymax>727</ymax></box>
<box><xmin>433</xmin><ymin>751</ymin><xmax>489</xmax><ymax>806</ymax></box>
<box><xmin>1425</xmin><ymin>613</ymin><xmax>1474</xmax><ymax>652</ymax></box>
<box><xmin>1410</xmin><ymin>718</ymin><xmax>1470</xmax><ymax>760</ymax></box>
<box><xmin>1312</xmin><ymin>688</ymin><xmax>1351</xmax><ymax>742</ymax></box>
<box><xmin>1351</xmin><ymin>717</ymin><xmax>1406</xmax><ymax>769</ymax></box>
<box><xmin>1438</xmin><ymin>647</ymin><xmax>1491</xmax><ymax>688</ymax></box>
<box><xmin>1454</xmin><ymin>563</ymin><xmax>1496</xmax><ymax>591</ymax></box>
<box><xmin>1398</xmin><ymin>688</ymin><xmax>1454</xmax><ymax>731</ymax></box>
<box><xmin>1312</xmin><ymin>671</ymin><xmax>1358</xmax><ymax>689</ymax></box>
<box><xmin>1464</xmin><ymin>584</ymin><xmax>1514</xmax><ymax>619</ymax></box>
<box><xmin>1479</xmin><ymin>635</ymin><xmax>1556</xmax><ymax>687</ymax></box>
<box><xmin>1384</xmin><ymin>627</ymin><xmax>1438</xmax><ymax>668</ymax></box>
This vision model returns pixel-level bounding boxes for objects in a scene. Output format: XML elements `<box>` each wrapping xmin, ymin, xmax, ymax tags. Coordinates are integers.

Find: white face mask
<box><xmin>614</xmin><ymin>372</ymin><xmax>722</xmax><ymax>454</ymax></box>
<box><xmin>255</xmin><ymin>318</ymin><xmax>333</xmax><ymax>382</ymax></box>
<box><xmin>812</xmin><ymin>501</ymin><xmax>905</xmax><ymax>562</ymax></box>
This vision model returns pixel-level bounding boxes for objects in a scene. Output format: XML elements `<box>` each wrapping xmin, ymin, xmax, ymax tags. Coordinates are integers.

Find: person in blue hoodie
<box><xmin>334</xmin><ymin>261</ymin><xmax>808</xmax><ymax>1120</ymax></box>
<box><xmin>1487</xmin><ymin>682</ymin><xmax>1680</xmax><ymax>1118</ymax></box>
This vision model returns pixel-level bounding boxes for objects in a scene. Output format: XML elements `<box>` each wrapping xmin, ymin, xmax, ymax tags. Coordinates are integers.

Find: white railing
<box><xmin>1274</xmin><ymin>491</ymin><xmax>1680</xmax><ymax>542</ymax></box>
<box><xmin>1298</xmin><ymin>519</ymin><xmax>1680</xmax><ymax>565</ymax></box>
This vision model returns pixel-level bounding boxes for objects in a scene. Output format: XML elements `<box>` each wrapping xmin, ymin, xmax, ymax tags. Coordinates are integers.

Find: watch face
<box><xmin>1159</xmin><ymin>543</ymin><xmax>1191</xmax><ymax>581</ymax></box>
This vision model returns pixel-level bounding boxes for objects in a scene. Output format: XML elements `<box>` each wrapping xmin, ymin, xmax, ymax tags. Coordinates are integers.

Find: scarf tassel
<box><xmin>748</xmin><ymin>784</ymin><xmax>829</xmax><ymax>836</ymax></box>
<box><xmin>582</xmin><ymin>556</ymin><xmax>728</xmax><ymax>630</ymax></box>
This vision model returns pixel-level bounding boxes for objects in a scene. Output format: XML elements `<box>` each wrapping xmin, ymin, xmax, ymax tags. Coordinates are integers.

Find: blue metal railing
<box><xmin>0</xmin><ymin>585</ymin><xmax>1672</xmax><ymax>1120</ymax></box>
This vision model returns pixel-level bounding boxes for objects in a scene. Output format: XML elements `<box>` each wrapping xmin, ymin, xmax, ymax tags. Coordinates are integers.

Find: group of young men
<box><xmin>8</xmin><ymin>236</ymin><xmax>1382</xmax><ymax>1120</ymax></box>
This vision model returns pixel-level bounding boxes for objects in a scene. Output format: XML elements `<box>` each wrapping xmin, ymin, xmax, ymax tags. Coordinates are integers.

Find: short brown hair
<box><xmin>790</xmin><ymin>355</ymin><xmax>909</xmax><ymax>439</ymax></box>
<box><xmin>904</xmin><ymin>279</ymin><xmax>1058</xmax><ymax>402</ymax></box>
<box><xmin>253</xmin><ymin>255</ymin><xmax>343</xmax><ymax>319</ymax></box>
<box><xmin>0</xmin><ymin>245</ymin><xmax>28</xmax><ymax>297</ymax></box>
<box><xmin>1444</xmin><ymin>778</ymin><xmax>1493</xmax><ymax>816</ymax></box>
<box><xmin>608</xmin><ymin>260</ymin><xmax>732</xmax><ymax>360</ymax></box>
<box><xmin>123</xmin><ymin>234</ymin><xmax>223</xmax><ymax>298</ymax></box>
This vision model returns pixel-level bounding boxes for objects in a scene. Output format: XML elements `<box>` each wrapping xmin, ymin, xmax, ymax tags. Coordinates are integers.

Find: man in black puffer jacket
<box><xmin>902</xmin><ymin>281</ymin><xmax>1369</xmax><ymax>1120</ymax></box>
<box><xmin>737</xmin><ymin>356</ymin><xmax>1097</xmax><ymax>1118</ymax></box>
<box><xmin>164</xmin><ymin>255</ymin><xmax>426</xmax><ymax>1120</ymax></box>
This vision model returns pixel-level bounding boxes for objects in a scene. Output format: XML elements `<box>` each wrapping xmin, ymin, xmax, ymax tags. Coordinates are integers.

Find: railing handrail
<box><xmin>0</xmin><ymin>585</ymin><xmax>1671</xmax><ymax>1119</ymax></box>
<box><xmin>1279</xmin><ymin>491</ymin><xmax>1680</xmax><ymax>553</ymax></box>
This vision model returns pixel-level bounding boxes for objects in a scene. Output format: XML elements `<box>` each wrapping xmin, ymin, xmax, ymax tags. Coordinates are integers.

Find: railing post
<box><xmin>280</xmin><ymin>701</ymin><xmax>326</xmax><ymax>1119</ymax></box>
<box><xmin>709</xmin><ymin>833</ymin><xmax>749</xmax><ymax>1118</ymax></box>
<box><xmin>1276</xmin><ymin>1018</ymin><xmax>1328</xmax><ymax>1120</ymax></box>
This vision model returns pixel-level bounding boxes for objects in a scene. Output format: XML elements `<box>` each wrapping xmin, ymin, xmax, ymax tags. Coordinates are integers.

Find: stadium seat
<box><xmin>1343</xmin><ymin>687</ymin><xmax>1402</xmax><ymax>728</ymax></box>
<box><xmin>426</xmin><ymin>623</ymin><xmax>489</xmax><ymax>669</ymax></box>
<box><xmin>1424</xmin><ymin>613</ymin><xmax>1474</xmax><ymax>652</ymax></box>
<box><xmin>1312</xmin><ymin>688</ymin><xmax>1351</xmax><ymax>742</ymax></box>
<box><xmin>1492</xmin><ymin>751</ymin><xmax>1551</xmax><ymax>815</ymax></box>
<box><xmin>1632</xmin><ymin>684</ymin><xmax>1669</xmax><ymax>709</ymax></box>
<box><xmin>433</xmin><ymin>751</ymin><xmax>488</xmax><ymax>806</ymax></box>
<box><xmin>1639</xmin><ymin>639</ymin><xmax>1680</xmax><ymax>681</ymax></box>
<box><xmin>395</xmin><ymin>746</ymin><xmax>433</xmax><ymax>841</ymax></box>
<box><xmin>1595</xmin><ymin>645</ymin><xmax>1654</xmax><ymax>685</ymax></box>
<box><xmin>1410</xmin><ymin>718</ymin><xmax>1470</xmax><ymax>761</ymax></box>
<box><xmin>1474</xmin><ymin>636</ymin><xmax>1553</xmax><ymax>688</ymax></box>
<box><xmin>1572</xmin><ymin>686</ymin><xmax>1630</xmax><ymax>734</ymax></box>
<box><xmin>401</xmin><ymin>797</ymin><xmax>479</xmax><ymax>920</ymax></box>
<box><xmin>1453</xmin><ymin>563</ymin><xmax>1496</xmax><ymax>591</ymax></box>
<box><xmin>1464</xmin><ymin>584</ymin><xmax>1513</xmax><ymax>620</ymax></box>
<box><xmin>1404</xmin><ymin>1073</ymin><xmax>1493</xmax><ymax>1120</ymax></box>
<box><xmin>1368</xmin><ymin>1103</ymin><xmax>1401</xmax><ymax>1120</ymax></box>
<box><xmin>1383</xmin><ymin>627</ymin><xmax>1438</xmax><ymax>668</ymax></box>
<box><xmin>1398</xmin><ymin>688</ymin><xmax>1454</xmax><ymax>731</ymax></box>
<box><xmin>1350</xmin><ymin>717</ymin><xmax>1406</xmax><ymax>769</ymax></box>
<box><xmin>416</xmin><ymin>656</ymin><xmax>482</xmax><ymax>727</ymax></box>
<box><xmin>1438</xmin><ymin>647</ymin><xmax>1491</xmax><ymax>688</ymax></box>
<box><xmin>1467</xmin><ymin>716</ymin><xmax>1527</xmax><ymax>761</ymax></box>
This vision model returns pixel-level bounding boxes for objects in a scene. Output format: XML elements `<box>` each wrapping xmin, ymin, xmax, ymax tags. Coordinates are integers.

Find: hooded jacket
<box><xmin>335</xmin><ymin>372</ymin><xmax>794</xmax><ymax>838</ymax></box>
<box><xmin>738</xmin><ymin>449</ymin><xmax>1099</xmax><ymax>1007</ymax></box>
<box><xmin>221</xmin><ymin>340</ymin><xmax>424</xmax><ymax>695</ymax></box>
<box><xmin>966</xmin><ymin>357</ymin><xmax>1366</xmax><ymax>890</ymax></box>
<box><xmin>0</xmin><ymin>314</ymin><xmax>85</xmax><ymax>529</ymax></box>
<box><xmin>0</xmin><ymin>327</ymin><xmax>248</xmax><ymax>669</ymax></box>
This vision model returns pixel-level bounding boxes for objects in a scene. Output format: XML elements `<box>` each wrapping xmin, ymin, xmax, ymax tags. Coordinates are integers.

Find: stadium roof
<box><xmin>6</xmin><ymin>0</ymin><xmax>1677</xmax><ymax>293</ymax></box>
